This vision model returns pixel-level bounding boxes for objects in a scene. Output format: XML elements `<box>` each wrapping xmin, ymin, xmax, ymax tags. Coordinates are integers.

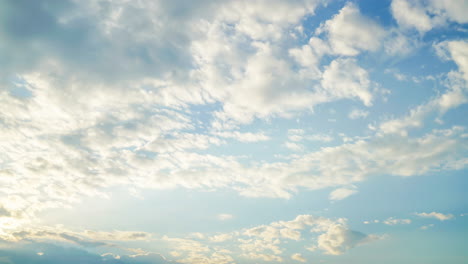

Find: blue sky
<box><xmin>0</xmin><ymin>0</ymin><xmax>467</xmax><ymax>263</ymax></box>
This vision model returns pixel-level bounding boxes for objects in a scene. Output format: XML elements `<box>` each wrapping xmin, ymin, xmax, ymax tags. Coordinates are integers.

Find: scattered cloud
<box><xmin>329</xmin><ymin>187</ymin><xmax>358</xmax><ymax>201</ymax></box>
<box><xmin>420</xmin><ymin>224</ymin><xmax>435</xmax><ymax>230</ymax></box>
<box><xmin>349</xmin><ymin>109</ymin><xmax>370</xmax><ymax>119</ymax></box>
<box><xmin>415</xmin><ymin>212</ymin><xmax>454</xmax><ymax>221</ymax></box>
<box><xmin>383</xmin><ymin>217</ymin><xmax>412</xmax><ymax>225</ymax></box>
<box><xmin>0</xmin><ymin>0</ymin><xmax>466</xmax><ymax>262</ymax></box>
<box><xmin>291</xmin><ymin>253</ymin><xmax>307</xmax><ymax>262</ymax></box>
<box><xmin>390</xmin><ymin>0</ymin><xmax>468</xmax><ymax>34</ymax></box>
<box><xmin>317</xmin><ymin>3</ymin><xmax>386</xmax><ymax>56</ymax></box>
<box><xmin>391</xmin><ymin>0</ymin><xmax>433</xmax><ymax>33</ymax></box>
<box><xmin>217</xmin><ymin>214</ymin><xmax>234</xmax><ymax>221</ymax></box>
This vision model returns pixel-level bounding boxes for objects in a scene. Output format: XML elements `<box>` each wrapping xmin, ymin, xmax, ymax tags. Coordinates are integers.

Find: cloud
<box><xmin>383</xmin><ymin>218</ymin><xmax>412</xmax><ymax>225</ymax></box>
<box><xmin>329</xmin><ymin>187</ymin><xmax>358</xmax><ymax>201</ymax></box>
<box><xmin>390</xmin><ymin>0</ymin><xmax>468</xmax><ymax>34</ymax></box>
<box><xmin>217</xmin><ymin>214</ymin><xmax>233</xmax><ymax>221</ymax></box>
<box><xmin>317</xmin><ymin>225</ymin><xmax>381</xmax><ymax>255</ymax></box>
<box><xmin>217</xmin><ymin>0</ymin><xmax>322</xmax><ymax>41</ymax></box>
<box><xmin>349</xmin><ymin>109</ymin><xmax>369</xmax><ymax>119</ymax></box>
<box><xmin>391</xmin><ymin>0</ymin><xmax>433</xmax><ymax>33</ymax></box>
<box><xmin>242</xmin><ymin>214</ymin><xmax>379</xmax><ymax>256</ymax></box>
<box><xmin>158</xmin><ymin>214</ymin><xmax>380</xmax><ymax>262</ymax></box>
<box><xmin>420</xmin><ymin>224</ymin><xmax>435</xmax><ymax>230</ymax></box>
<box><xmin>211</xmin><ymin>131</ymin><xmax>270</xmax><ymax>142</ymax></box>
<box><xmin>321</xmin><ymin>58</ymin><xmax>374</xmax><ymax>106</ymax></box>
<box><xmin>291</xmin><ymin>253</ymin><xmax>306</xmax><ymax>262</ymax></box>
<box><xmin>0</xmin><ymin>206</ymin><xmax>11</xmax><ymax>217</ymax></box>
<box><xmin>438</xmin><ymin>40</ymin><xmax>468</xmax><ymax>81</ymax></box>
<box><xmin>379</xmin><ymin>40</ymin><xmax>468</xmax><ymax>136</ymax></box>
<box><xmin>0</xmin><ymin>1</ymin><xmax>466</xmax><ymax>262</ymax></box>
<box><xmin>415</xmin><ymin>212</ymin><xmax>454</xmax><ymax>221</ymax></box>
<box><xmin>317</xmin><ymin>3</ymin><xmax>385</xmax><ymax>56</ymax></box>
<box><xmin>162</xmin><ymin>236</ymin><xmax>233</xmax><ymax>264</ymax></box>
<box><xmin>428</xmin><ymin>0</ymin><xmax>468</xmax><ymax>24</ymax></box>
<box><xmin>285</xmin><ymin>141</ymin><xmax>304</xmax><ymax>152</ymax></box>
<box><xmin>0</xmin><ymin>243</ymin><xmax>174</xmax><ymax>264</ymax></box>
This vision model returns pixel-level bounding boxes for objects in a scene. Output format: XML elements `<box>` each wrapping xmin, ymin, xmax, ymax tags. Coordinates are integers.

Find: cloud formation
<box><xmin>415</xmin><ymin>212</ymin><xmax>454</xmax><ymax>221</ymax></box>
<box><xmin>0</xmin><ymin>0</ymin><xmax>467</xmax><ymax>262</ymax></box>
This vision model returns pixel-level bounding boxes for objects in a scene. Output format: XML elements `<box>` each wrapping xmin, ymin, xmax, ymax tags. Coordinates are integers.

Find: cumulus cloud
<box><xmin>316</xmin><ymin>225</ymin><xmax>381</xmax><ymax>255</ymax></box>
<box><xmin>245</xmin><ymin>214</ymin><xmax>379</xmax><ymax>256</ymax></box>
<box><xmin>321</xmin><ymin>58</ymin><xmax>374</xmax><ymax>106</ymax></box>
<box><xmin>317</xmin><ymin>3</ymin><xmax>386</xmax><ymax>56</ymax></box>
<box><xmin>390</xmin><ymin>0</ymin><xmax>468</xmax><ymax>33</ymax></box>
<box><xmin>391</xmin><ymin>0</ymin><xmax>433</xmax><ymax>33</ymax></box>
<box><xmin>156</xmin><ymin>214</ymin><xmax>379</xmax><ymax>261</ymax></box>
<box><xmin>0</xmin><ymin>0</ymin><xmax>408</xmax><ymax>223</ymax></box>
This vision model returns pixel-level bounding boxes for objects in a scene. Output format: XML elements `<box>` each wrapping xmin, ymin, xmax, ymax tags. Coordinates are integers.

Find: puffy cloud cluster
<box><xmin>0</xmin><ymin>0</ymin><xmax>400</xmax><ymax>220</ymax></box>
<box><xmin>316</xmin><ymin>3</ymin><xmax>386</xmax><ymax>56</ymax></box>
<box><xmin>164</xmin><ymin>214</ymin><xmax>380</xmax><ymax>262</ymax></box>
<box><xmin>391</xmin><ymin>0</ymin><xmax>468</xmax><ymax>33</ymax></box>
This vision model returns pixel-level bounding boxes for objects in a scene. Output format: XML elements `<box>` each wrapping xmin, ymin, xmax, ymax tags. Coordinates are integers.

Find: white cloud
<box><xmin>241</xmin><ymin>214</ymin><xmax>379</xmax><ymax>256</ymax></box>
<box><xmin>385</xmin><ymin>30</ymin><xmax>421</xmax><ymax>56</ymax></box>
<box><xmin>285</xmin><ymin>141</ymin><xmax>304</xmax><ymax>152</ymax></box>
<box><xmin>291</xmin><ymin>253</ymin><xmax>306</xmax><ymax>262</ymax></box>
<box><xmin>317</xmin><ymin>225</ymin><xmax>381</xmax><ymax>255</ymax></box>
<box><xmin>0</xmin><ymin>1</ymin><xmax>466</xmax><ymax>261</ymax></box>
<box><xmin>218</xmin><ymin>0</ymin><xmax>322</xmax><ymax>41</ymax></box>
<box><xmin>209</xmin><ymin>233</ymin><xmax>233</xmax><ymax>243</ymax></box>
<box><xmin>415</xmin><ymin>212</ymin><xmax>454</xmax><ymax>221</ymax></box>
<box><xmin>391</xmin><ymin>0</ymin><xmax>468</xmax><ymax>34</ymax></box>
<box><xmin>379</xmin><ymin>40</ymin><xmax>468</xmax><ymax>136</ymax></box>
<box><xmin>306</xmin><ymin>134</ymin><xmax>334</xmax><ymax>142</ymax></box>
<box><xmin>420</xmin><ymin>224</ymin><xmax>434</xmax><ymax>230</ymax></box>
<box><xmin>217</xmin><ymin>214</ymin><xmax>234</xmax><ymax>221</ymax></box>
<box><xmin>321</xmin><ymin>58</ymin><xmax>374</xmax><ymax>106</ymax></box>
<box><xmin>427</xmin><ymin>0</ymin><xmax>468</xmax><ymax>24</ymax></box>
<box><xmin>329</xmin><ymin>187</ymin><xmax>358</xmax><ymax>201</ymax></box>
<box><xmin>383</xmin><ymin>217</ymin><xmax>412</xmax><ymax>225</ymax></box>
<box><xmin>442</xmin><ymin>41</ymin><xmax>468</xmax><ymax>81</ymax></box>
<box><xmin>317</xmin><ymin>3</ymin><xmax>386</xmax><ymax>56</ymax></box>
<box><xmin>212</xmin><ymin>131</ymin><xmax>270</xmax><ymax>142</ymax></box>
<box><xmin>288</xmin><ymin>129</ymin><xmax>305</xmax><ymax>142</ymax></box>
<box><xmin>391</xmin><ymin>0</ymin><xmax>433</xmax><ymax>33</ymax></box>
<box><xmin>349</xmin><ymin>109</ymin><xmax>369</xmax><ymax>119</ymax></box>
<box><xmin>289</xmin><ymin>37</ymin><xmax>331</xmax><ymax>79</ymax></box>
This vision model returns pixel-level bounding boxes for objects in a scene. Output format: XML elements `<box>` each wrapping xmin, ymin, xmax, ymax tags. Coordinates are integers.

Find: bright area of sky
<box><xmin>0</xmin><ymin>0</ymin><xmax>467</xmax><ymax>263</ymax></box>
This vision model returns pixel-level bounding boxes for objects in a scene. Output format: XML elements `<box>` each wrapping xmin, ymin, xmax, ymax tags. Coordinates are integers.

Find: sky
<box><xmin>0</xmin><ymin>0</ymin><xmax>467</xmax><ymax>263</ymax></box>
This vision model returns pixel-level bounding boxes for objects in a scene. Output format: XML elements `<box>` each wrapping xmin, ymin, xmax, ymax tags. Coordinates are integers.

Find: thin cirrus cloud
<box><xmin>0</xmin><ymin>0</ymin><xmax>467</xmax><ymax>263</ymax></box>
